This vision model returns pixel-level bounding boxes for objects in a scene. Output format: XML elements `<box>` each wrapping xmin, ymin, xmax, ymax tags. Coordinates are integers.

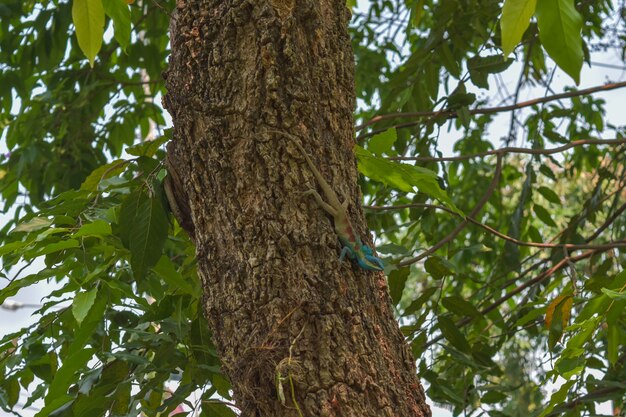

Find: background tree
<box><xmin>1</xmin><ymin>0</ymin><xmax>625</xmax><ymax>417</ymax></box>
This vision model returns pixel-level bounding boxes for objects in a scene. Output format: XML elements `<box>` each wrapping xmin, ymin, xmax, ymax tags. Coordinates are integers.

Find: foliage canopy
<box><xmin>1</xmin><ymin>0</ymin><xmax>625</xmax><ymax>415</ymax></box>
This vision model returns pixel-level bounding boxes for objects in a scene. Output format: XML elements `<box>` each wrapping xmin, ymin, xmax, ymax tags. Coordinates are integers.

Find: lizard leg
<box><xmin>339</xmin><ymin>188</ymin><xmax>350</xmax><ymax>211</ymax></box>
<box><xmin>301</xmin><ymin>189</ymin><xmax>339</xmax><ymax>217</ymax></box>
<box><xmin>339</xmin><ymin>246</ymin><xmax>353</xmax><ymax>262</ymax></box>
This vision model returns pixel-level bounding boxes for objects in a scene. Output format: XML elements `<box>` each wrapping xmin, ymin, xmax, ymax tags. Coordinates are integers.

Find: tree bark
<box><xmin>163</xmin><ymin>1</ymin><xmax>431</xmax><ymax>416</ymax></box>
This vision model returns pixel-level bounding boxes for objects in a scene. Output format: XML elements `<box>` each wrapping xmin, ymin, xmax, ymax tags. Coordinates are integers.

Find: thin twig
<box><xmin>357</xmin><ymin>81</ymin><xmax>626</xmax><ymax>133</ymax></box>
<box><xmin>366</xmin><ymin>203</ymin><xmax>626</xmax><ymax>250</ymax></box>
<box><xmin>390</xmin><ymin>138</ymin><xmax>626</xmax><ymax>162</ymax></box>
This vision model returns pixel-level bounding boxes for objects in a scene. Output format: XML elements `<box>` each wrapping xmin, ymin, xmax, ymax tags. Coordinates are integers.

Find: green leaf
<box><xmin>102</xmin><ymin>0</ymin><xmax>131</xmax><ymax>51</ymax></box>
<box><xmin>355</xmin><ymin>146</ymin><xmax>461</xmax><ymax>215</ymax></box>
<box><xmin>438</xmin><ymin>316</ymin><xmax>471</xmax><ymax>353</ymax></box>
<box><xmin>152</xmin><ymin>255</ymin><xmax>197</xmax><ymax>296</ymax></box>
<box><xmin>45</xmin><ymin>348</ymin><xmax>95</xmax><ymax>406</ymax></box>
<box><xmin>12</xmin><ymin>217</ymin><xmax>53</xmax><ymax>233</ymax></box>
<box><xmin>73</xmin><ymin>220</ymin><xmax>112</xmax><ymax>238</ymax></box>
<box><xmin>515</xmin><ymin>306</ymin><xmax>546</xmax><ymax>326</ymax></box>
<box><xmin>404</xmin><ymin>287</ymin><xmax>437</xmax><ymax>316</ymax></box>
<box><xmin>501</xmin><ymin>0</ymin><xmax>537</xmax><ymax>55</ymax></box>
<box><xmin>467</xmin><ymin>55</ymin><xmax>514</xmax><ymax>89</ymax></box>
<box><xmin>4</xmin><ymin>377</ymin><xmax>20</xmax><ymax>408</ymax></box>
<box><xmin>601</xmin><ymin>288</ymin><xmax>626</xmax><ymax>300</ymax></box>
<box><xmin>535</xmin><ymin>0</ymin><xmax>583</xmax><ymax>84</ymax></box>
<box><xmin>607</xmin><ymin>323</ymin><xmax>619</xmax><ymax>365</ymax></box>
<box><xmin>80</xmin><ymin>160</ymin><xmax>129</xmax><ymax>192</ymax></box>
<box><xmin>424</xmin><ymin>256</ymin><xmax>455</xmax><ymax>280</ymax></box>
<box><xmin>118</xmin><ymin>187</ymin><xmax>169</xmax><ymax>279</ymax></box>
<box><xmin>72</xmin><ymin>0</ymin><xmax>105</xmax><ymax>67</ymax></box>
<box><xmin>527</xmin><ymin>225</ymin><xmax>543</xmax><ymax>243</ymax></box>
<box><xmin>110</xmin><ymin>381</ymin><xmax>131</xmax><ymax>414</ymax></box>
<box><xmin>0</xmin><ymin>240</ymin><xmax>29</xmax><ymax>256</ymax></box>
<box><xmin>481</xmin><ymin>390</ymin><xmax>507</xmax><ymax>404</ymax></box>
<box><xmin>537</xmin><ymin>186</ymin><xmax>561</xmax><ymax>204</ymax></box>
<box><xmin>442</xmin><ymin>296</ymin><xmax>480</xmax><ymax>318</ymax></box>
<box><xmin>24</xmin><ymin>239</ymin><xmax>80</xmax><ymax>260</ymax></box>
<box><xmin>67</xmin><ymin>291</ymin><xmax>108</xmax><ymax>357</ymax></box>
<box><xmin>538</xmin><ymin>379</ymin><xmax>575</xmax><ymax>417</ymax></box>
<box><xmin>202</xmin><ymin>401</ymin><xmax>237</xmax><ymax>417</ymax></box>
<box><xmin>439</xmin><ymin>43</ymin><xmax>460</xmax><ymax>78</ymax></box>
<box><xmin>210</xmin><ymin>373</ymin><xmax>232</xmax><ymax>400</ymax></box>
<box><xmin>125</xmin><ymin>135</ymin><xmax>168</xmax><ymax>157</ymax></box>
<box><xmin>35</xmin><ymin>396</ymin><xmax>74</xmax><ymax>417</ymax></box>
<box><xmin>540</xmin><ymin>164</ymin><xmax>557</xmax><ymax>181</ymax></box>
<box><xmin>72</xmin><ymin>288</ymin><xmax>98</xmax><ymax>325</ymax></box>
<box><xmin>388</xmin><ymin>267</ymin><xmax>410</xmax><ymax>305</ymax></box>
<box><xmin>368</xmin><ymin>128</ymin><xmax>397</xmax><ymax>156</ymax></box>
<box><xmin>0</xmin><ymin>269</ymin><xmax>60</xmax><ymax>304</ymax></box>
<box><xmin>533</xmin><ymin>204</ymin><xmax>557</xmax><ymax>227</ymax></box>
<box><xmin>564</xmin><ymin>317</ymin><xmax>599</xmax><ymax>352</ymax></box>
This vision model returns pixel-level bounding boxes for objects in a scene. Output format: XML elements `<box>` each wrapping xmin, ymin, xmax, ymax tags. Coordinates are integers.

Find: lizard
<box><xmin>271</xmin><ymin>130</ymin><xmax>384</xmax><ymax>272</ymax></box>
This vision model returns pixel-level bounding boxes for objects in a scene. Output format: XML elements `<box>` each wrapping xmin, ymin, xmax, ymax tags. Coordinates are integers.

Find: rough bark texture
<box><xmin>163</xmin><ymin>1</ymin><xmax>431</xmax><ymax>416</ymax></box>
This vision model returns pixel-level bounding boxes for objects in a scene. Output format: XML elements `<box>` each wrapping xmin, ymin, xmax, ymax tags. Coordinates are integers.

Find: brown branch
<box><xmin>397</xmin><ymin>154</ymin><xmax>503</xmax><ymax>267</ymax></box>
<box><xmin>390</xmin><ymin>138</ymin><xmax>626</xmax><ymax>163</ymax></box>
<box><xmin>356</xmin><ymin>81</ymin><xmax>626</xmax><ymax>133</ymax></box>
<box><xmin>366</xmin><ymin>203</ymin><xmax>626</xmax><ymax>250</ymax></box>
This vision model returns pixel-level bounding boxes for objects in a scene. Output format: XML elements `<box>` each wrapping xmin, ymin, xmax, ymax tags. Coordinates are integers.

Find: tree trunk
<box><xmin>163</xmin><ymin>1</ymin><xmax>431</xmax><ymax>416</ymax></box>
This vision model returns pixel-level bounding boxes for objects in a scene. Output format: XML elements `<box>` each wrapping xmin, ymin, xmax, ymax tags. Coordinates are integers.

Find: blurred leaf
<box><xmin>368</xmin><ymin>128</ymin><xmax>397</xmax><ymax>155</ymax></box>
<box><xmin>12</xmin><ymin>217</ymin><xmax>53</xmax><ymax>233</ymax></box>
<box><xmin>102</xmin><ymin>0</ymin><xmax>131</xmax><ymax>51</ymax></box>
<box><xmin>126</xmin><ymin>135</ymin><xmax>168</xmax><ymax>157</ymax></box>
<box><xmin>501</xmin><ymin>0</ymin><xmax>537</xmax><ymax>55</ymax></box>
<box><xmin>537</xmin><ymin>186</ymin><xmax>561</xmax><ymax>204</ymax></box>
<box><xmin>73</xmin><ymin>220</ymin><xmax>112</xmax><ymax>238</ymax></box>
<box><xmin>389</xmin><ymin>267</ymin><xmax>410</xmax><ymax>305</ymax></box>
<box><xmin>467</xmin><ymin>55</ymin><xmax>514</xmax><ymax>88</ymax></box>
<box><xmin>72</xmin><ymin>0</ymin><xmax>105</xmax><ymax>66</ymax></box>
<box><xmin>24</xmin><ymin>239</ymin><xmax>79</xmax><ymax>260</ymax></box>
<box><xmin>80</xmin><ymin>160</ymin><xmax>129</xmax><ymax>192</ymax></box>
<box><xmin>152</xmin><ymin>255</ymin><xmax>197</xmax><ymax>296</ymax></box>
<box><xmin>538</xmin><ymin>379</ymin><xmax>575</xmax><ymax>417</ymax></box>
<box><xmin>72</xmin><ymin>288</ymin><xmax>98</xmax><ymax>325</ymax></box>
<box><xmin>202</xmin><ymin>401</ymin><xmax>237</xmax><ymax>417</ymax></box>
<box><xmin>118</xmin><ymin>186</ymin><xmax>169</xmax><ymax>279</ymax></box>
<box><xmin>404</xmin><ymin>287</ymin><xmax>438</xmax><ymax>316</ymax></box>
<box><xmin>535</xmin><ymin>0</ymin><xmax>583</xmax><ymax>83</ymax></box>
<box><xmin>601</xmin><ymin>288</ymin><xmax>626</xmax><ymax>300</ymax></box>
<box><xmin>545</xmin><ymin>295</ymin><xmax>572</xmax><ymax>349</ymax></box>
<box><xmin>533</xmin><ymin>204</ymin><xmax>558</xmax><ymax>227</ymax></box>
<box><xmin>424</xmin><ymin>256</ymin><xmax>455</xmax><ymax>280</ymax></box>
<box><xmin>442</xmin><ymin>296</ymin><xmax>480</xmax><ymax>318</ymax></box>
<box><xmin>438</xmin><ymin>316</ymin><xmax>471</xmax><ymax>353</ymax></box>
<box><xmin>44</xmin><ymin>348</ymin><xmax>95</xmax><ymax>406</ymax></box>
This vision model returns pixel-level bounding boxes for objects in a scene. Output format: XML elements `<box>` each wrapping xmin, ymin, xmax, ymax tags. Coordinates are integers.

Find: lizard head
<box><xmin>357</xmin><ymin>245</ymin><xmax>385</xmax><ymax>271</ymax></box>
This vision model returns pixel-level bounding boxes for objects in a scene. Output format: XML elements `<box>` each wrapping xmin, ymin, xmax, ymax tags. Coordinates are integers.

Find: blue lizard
<box><xmin>272</xmin><ymin>130</ymin><xmax>384</xmax><ymax>271</ymax></box>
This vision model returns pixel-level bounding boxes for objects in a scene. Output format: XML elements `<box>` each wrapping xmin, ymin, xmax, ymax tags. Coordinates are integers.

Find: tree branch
<box><xmin>356</xmin><ymin>81</ymin><xmax>626</xmax><ymax>135</ymax></box>
<box><xmin>366</xmin><ymin>203</ymin><xmax>626</xmax><ymax>250</ymax></box>
<box><xmin>396</xmin><ymin>154</ymin><xmax>503</xmax><ymax>267</ymax></box>
<box><xmin>390</xmin><ymin>138</ymin><xmax>626</xmax><ymax>163</ymax></box>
